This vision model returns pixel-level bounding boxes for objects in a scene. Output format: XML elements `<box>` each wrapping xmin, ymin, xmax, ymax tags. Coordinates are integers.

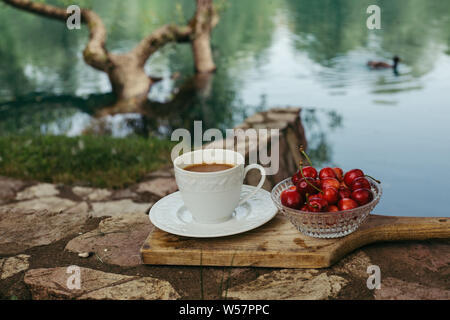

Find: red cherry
<box><xmin>338</xmin><ymin>186</ymin><xmax>352</xmax><ymax>199</ymax></box>
<box><xmin>319</xmin><ymin>167</ymin><xmax>337</xmax><ymax>180</ymax></box>
<box><xmin>320</xmin><ymin>178</ymin><xmax>340</xmax><ymax>190</ymax></box>
<box><xmin>308</xmin><ymin>192</ymin><xmax>324</xmax><ymax>200</ymax></box>
<box><xmin>291</xmin><ymin>173</ymin><xmax>301</xmax><ymax>186</ymax></box>
<box><xmin>323</xmin><ymin>187</ymin><xmax>339</xmax><ymax>205</ymax></box>
<box><xmin>308</xmin><ymin>198</ymin><xmax>326</xmax><ymax>212</ymax></box>
<box><xmin>280</xmin><ymin>186</ymin><xmax>303</xmax><ymax>209</ymax></box>
<box><xmin>351</xmin><ymin>188</ymin><xmax>373</xmax><ymax>206</ymax></box>
<box><xmin>308</xmin><ymin>196</ymin><xmax>328</xmax><ymax>212</ymax></box>
<box><xmin>340</xmin><ymin>181</ymin><xmax>348</xmax><ymax>188</ymax></box>
<box><xmin>338</xmin><ymin>198</ymin><xmax>359</xmax><ymax>211</ymax></box>
<box><xmin>307</xmin><ymin>205</ymin><xmax>321</xmax><ymax>212</ymax></box>
<box><xmin>300</xmin><ymin>204</ymin><xmax>309</xmax><ymax>211</ymax></box>
<box><xmin>328</xmin><ymin>205</ymin><xmax>339</xmax><ymax>212</ymax></box>
<box><xmin>296</xmin><ymin>177</ymin><xmax>320</xmax><ymax>196</ymax></box>
<box><xmin>344</xmin><ymin>169</ymin><xmax>364</xmax><ymax>187</ymax></box>
<box><xmin>333</xmin><ymin>167</ymin><xmax>344</xmax><ymax>182</ymax></box>
<box><xmin>350</xmin><ymin>177</ymin><xmax>371</xmax><ymax>191</ymax></box>
<box><xmin>302</xmin><ymin>166</ymin><xmax>318</xmax><ymax>179</ymax></box>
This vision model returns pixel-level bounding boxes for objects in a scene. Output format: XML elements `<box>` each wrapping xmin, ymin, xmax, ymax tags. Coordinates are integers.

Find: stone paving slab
<box><xmin>0</xmin><ymin>206</ymin><xmax>89</xmax><ymax>255</ymax></box>
<box><xmin>24</xmin><ymin>267</ymin><xmax>180</xmax><ymax>300</ymax></box>
<box><xmin>0</xmin><ymin>176</ymin><xmax>27</xmax><ymax>205</ymax></box>
<box><xmin>89</xmin><ymin>199</ymin><xmax>151</xmax><ymax>218</ymax></box>
<box><xmin>0</xmin><ymin>254</ymin><xmax>30</xmax><ymax>280</ymax></box>
<box><xmin>2</xmin><ymin>197</ymin><xmax>83</xmax><ymax>213</ymax></box>
<box><xmin>136</xmin><ymin>177</ymin><xmax>178</xmax><ymax>198</ymax></box>
<box><xmin>225</xmin><ymin>269</ymin><xmax>347</xmax><ymax>300</ymax></box>
<box><xmin>375</xmin><ymin>277</ymin><xmax>450</xmax><ymax>300</ymax></box>
<box><xmin>16</xmin><ymin>183</ymin><xmax>59</xmax><ymax>200</ymax></box>
<box><xmin>333</xmin><ymin>251</ymin><xmax>373</xmax><ymax>279</ymax></box>
<box><xmin>72</xmin><ymin>187</ymin><xmax>112</xmax><ymax>201</ymax></box>
<box><xmin>65</xmin><ymin>212</ymin><xmax>153</xmax><ymax>266</ymax></box>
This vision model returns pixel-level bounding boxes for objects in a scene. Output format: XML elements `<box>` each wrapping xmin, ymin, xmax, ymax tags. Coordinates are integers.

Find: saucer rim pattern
<box><xmin>149</xmin><ymin>185</ymin><xmax>278</xmax><ymax>238</ymax></box>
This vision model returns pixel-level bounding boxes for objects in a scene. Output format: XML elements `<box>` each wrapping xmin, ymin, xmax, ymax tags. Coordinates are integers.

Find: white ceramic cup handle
<box><xmin>238</xmin><ymin>164</ymin><xmax>266</xmax><ymax>206</ymax></box>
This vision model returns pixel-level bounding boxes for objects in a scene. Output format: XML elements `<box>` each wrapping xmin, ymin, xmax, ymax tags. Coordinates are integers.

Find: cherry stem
<box><xmin>299</xmin><ymin>160</ymin><xmax>323</xmax><ymax>194</ymax></box>
<box><xmin>299</xmin><ymin>145</ymin><xmax>313</xmax><ymax>167</ymax></box>
<box><xmin>365</xmin><ymin>175</ymin><xmax>381</xmax><ymax>184</ymax></box>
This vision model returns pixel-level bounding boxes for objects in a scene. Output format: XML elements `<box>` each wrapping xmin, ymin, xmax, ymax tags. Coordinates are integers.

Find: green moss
<box><xmin>0</xmin><ymin>135</ymin><xmax>175</xmax><ymax>189</ymax></box>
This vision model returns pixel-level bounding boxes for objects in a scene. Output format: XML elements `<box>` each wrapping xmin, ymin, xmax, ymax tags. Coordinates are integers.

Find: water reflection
<box><xmin>0</xmin><ymin>73</ymin><xmax>239</xmax><ymax>137</ymax></box>
<box><xmin>0</xmin><ymin>93</ymin><xmax>114</xmax><ymax>135</ymax></box>
<box><xmin>285</xmin><ymin>0</ymin><xmax>450</xmax><ymax>74</ymax></box>
<box><xmin>301</xmin><ymin>109</ymin><xmax>343</xmax><ymax>166</ymax></box>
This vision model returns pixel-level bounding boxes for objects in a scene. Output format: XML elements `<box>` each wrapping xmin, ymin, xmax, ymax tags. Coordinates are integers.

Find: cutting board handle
<box><xmin>327</xmin><ymin>215</ymin><xmax>450</xmax><ymax>267</ymax></box>
<box><xmin>352</xmin><ymin>215</ymin><xmax>450</xmax><ymax>242</ymax></box>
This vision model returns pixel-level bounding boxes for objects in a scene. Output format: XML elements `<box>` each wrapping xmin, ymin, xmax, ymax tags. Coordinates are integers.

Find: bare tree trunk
<box><xmin>97</xmin><ymin>53</ymin><xmax>152</xmax><ymax>116</ymax></box>
<box><xmin>192</xmin><ymin>0</ymin><xmax>217</xmax><ymax>73</ymax></box>
<box><xmin>2</xmin><ymin>0</ymin><xmax>219</xmax><ymax>116</ymax></box>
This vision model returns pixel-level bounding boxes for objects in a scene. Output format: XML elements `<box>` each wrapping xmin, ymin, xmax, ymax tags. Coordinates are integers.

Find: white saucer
<box><xmin>149</xmin><ymin>185</ymin><xmax>278</xmax><ymax>238</ymax></box>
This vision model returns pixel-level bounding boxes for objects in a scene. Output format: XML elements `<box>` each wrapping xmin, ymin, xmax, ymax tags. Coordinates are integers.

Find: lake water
<box><xmin>1</xmin><ymin>0</ymin><xmax>450</xmax><ymax>216</ymax></box>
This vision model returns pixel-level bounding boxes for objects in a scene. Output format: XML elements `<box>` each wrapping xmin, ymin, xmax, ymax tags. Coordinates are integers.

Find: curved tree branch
<box><xmin>2</xmin><ymin>0</ymin><xmax>68</xmax><ymax>20</ymax></box>
<box><xmin>132</xmin><ymin>0</ymin><xmax>219</xmax><ymax>69</ymax></box>
<box><xmin>132</xmin><ymin>24</ymin><xmax>193</xmax><ymax>67</ymax></box>
<box><xmin>81</xmin><ymin>9</ymin><xmax>110</xmax><ymax>72</ymax></box>
<box><xmin>2</xmin><ymin>0</ymin><xmax>110</xmax><ymax>72</ymax></box>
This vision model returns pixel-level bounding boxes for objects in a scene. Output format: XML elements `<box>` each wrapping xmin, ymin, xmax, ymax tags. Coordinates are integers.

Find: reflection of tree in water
<box><xmin>0</xmin><ymin>93</ymin><xmax>113</xmax><ymax>135</ymax></box>
<box><xmin>301</xmin><ymin>109</ymin><xmax>342</xmax><ymax>167</ymax></box>
<box><xmin>139</xmin><ymin>72</ymin><xmax>239</xmax><ymax>137</ymax></box>
<box><xmin>0</xmin><ymin>73</ymin><xmax>240</xmax><ymax>137</ymax></box>
<box><xmin>285</xmin><ymin>0</ymin><xmax>368</xmax><ymax>64</ymax></box>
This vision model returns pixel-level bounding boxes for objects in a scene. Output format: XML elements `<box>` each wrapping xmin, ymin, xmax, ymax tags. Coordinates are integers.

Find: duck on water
<box><xmin>367</xmin><ymin>56</ymin><xmax>401</xmax><ymax>74</ymax></box>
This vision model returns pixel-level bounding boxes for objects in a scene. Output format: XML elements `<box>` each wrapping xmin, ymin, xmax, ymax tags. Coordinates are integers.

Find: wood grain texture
<box><xmin>140</xmin><ymin>214</ymin><xmax>450</xmax><ymax>268</ymax></box>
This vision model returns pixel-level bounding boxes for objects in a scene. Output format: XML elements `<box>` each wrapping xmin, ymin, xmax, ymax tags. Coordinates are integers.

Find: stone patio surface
<box><xmin>1</xmin><ymin>174</ymin><xmax>448</xmax><ymax>300</ymax></box>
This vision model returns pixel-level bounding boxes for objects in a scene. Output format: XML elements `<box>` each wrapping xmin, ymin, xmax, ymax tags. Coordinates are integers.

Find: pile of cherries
<box><xmin>280</xmin><ymin>149</ymin><xmax>379</xmax><ymax>212</ymax></box>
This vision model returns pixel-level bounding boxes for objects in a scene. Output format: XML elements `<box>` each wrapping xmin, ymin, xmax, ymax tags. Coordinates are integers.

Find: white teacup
<box><xmin>173</xmin><ymin>149</ymin><xmax>266</xmax><ymax>224</ymax></box>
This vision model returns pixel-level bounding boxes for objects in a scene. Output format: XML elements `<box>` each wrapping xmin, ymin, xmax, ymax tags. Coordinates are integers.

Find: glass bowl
<box><xmin>271</xmin><ymin>177</ymin><xmax>382</xmax><ymax>238</ymax></box>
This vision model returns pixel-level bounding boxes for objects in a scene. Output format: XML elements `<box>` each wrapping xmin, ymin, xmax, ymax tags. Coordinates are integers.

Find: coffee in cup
<box><xmin>173</xmin><ymin>149</ymin><xmax>266</xmax><ymax>224</ymax></box>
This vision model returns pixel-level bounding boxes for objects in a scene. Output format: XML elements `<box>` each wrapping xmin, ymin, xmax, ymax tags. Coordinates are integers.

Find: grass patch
<box><xmin>0</xmin><ymin>135</ymin><xmax>175</xmax><ymax>189</ymax></box>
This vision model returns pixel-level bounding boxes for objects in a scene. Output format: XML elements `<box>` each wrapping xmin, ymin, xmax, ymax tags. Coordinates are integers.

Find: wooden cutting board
<box><xmin>140</xmin><ymin>214</ymin><xmax>450</xmax><ymax>268</ymax></box>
